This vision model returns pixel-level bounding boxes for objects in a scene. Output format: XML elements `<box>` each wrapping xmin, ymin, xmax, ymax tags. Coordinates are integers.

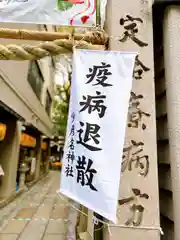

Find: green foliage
<box><xmin>52</xmin><ymin>99</ymin><xmax>68</xmax><ymax>136</ymax></box>
<box><xmin>57</xmin><ymin>0</ymin><xmax>73</xmax><ymax>11</ymax></box>
<box><xmin>52</xmin><ymin>72</ymin><xmax>71</xmax><ymax>137</ymax></box>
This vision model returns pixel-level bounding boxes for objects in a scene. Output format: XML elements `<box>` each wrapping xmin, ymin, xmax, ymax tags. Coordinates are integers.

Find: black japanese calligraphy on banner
<box><xmin>79</xmin><ymin>91</ymin><xmax>107</xmax><ymax>118</ymax></box>
<box><xmin>71</xmin><ymin>112</ymin><xmax>75</xmax><ymax>123</ymax></box>
<box><xmin>75</xmin><ymin>61</ymin><xmax>113</xmax><ymax>190</ymax></box>
<box><xmin>76</xmin><ymin>155</ymin><xmax>97</xmax><ymax>191</ymax></box>
<box><xmin>77</xmin><ymin>122</ymin><xmax>102</xmax><ymax>151</ymax></box>
<box><xmin>76</xmin><ymin>61</ymin><xmax>112</xmax><ymax>153</ymax></box>
<box><xmin>65</xmin><ymin>163</ymin><xmax>74</xmax><ymax>177</ymax></box>
<box><xmin>86</xmin><ymin>62</ymin><xmax>113</xmax><ymax>87</ymax></box>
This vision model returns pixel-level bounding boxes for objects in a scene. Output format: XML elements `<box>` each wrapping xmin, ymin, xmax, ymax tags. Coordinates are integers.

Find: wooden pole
<box><xmin>0</xmin><ymin>28</ymin><xmax>108</xmax><ymax>45</ymax></box>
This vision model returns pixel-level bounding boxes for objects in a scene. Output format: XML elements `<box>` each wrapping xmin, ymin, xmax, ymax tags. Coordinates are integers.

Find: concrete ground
<box><xmin>0</xmin><ymin>171</ymin><xmax>69</xmax><ymax>240</ymax></box>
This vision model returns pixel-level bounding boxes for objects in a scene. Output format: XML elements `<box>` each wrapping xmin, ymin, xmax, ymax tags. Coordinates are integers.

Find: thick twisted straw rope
<box><xmin>0</xmin><ymin>29</ymin><xmax>107</xmax><ymax>60</ymax></box>
<box><xmin>0</xmin><ymin>39</ymin><xmax>105</xmax><ymax>60</ymax></box>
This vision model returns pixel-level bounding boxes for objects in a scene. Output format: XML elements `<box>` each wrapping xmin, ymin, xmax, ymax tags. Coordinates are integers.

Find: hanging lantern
<box><xmin>20</xmin><ymin>133</ymin><xmax>36</xmax><ymax>148</ymax></box>
<box><xmin>0</xmin><ymin>123</ymin><xmax>6</xmax><ymax>141</ymax></box>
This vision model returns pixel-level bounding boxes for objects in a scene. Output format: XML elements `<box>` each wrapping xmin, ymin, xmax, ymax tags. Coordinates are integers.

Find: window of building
<box><xmin>27</xmin><ymin>61</ymin><xmax>44</xmax><ymax>100</ymax></box>
<box><xmin>45</xmin><ymin>91</ymin><xmax>52</xmax><ymax>116</ymax></box>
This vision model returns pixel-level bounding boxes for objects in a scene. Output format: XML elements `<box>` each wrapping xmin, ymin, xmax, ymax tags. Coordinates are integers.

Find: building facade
<box><xmin>0</xmin><ymin>23</ymin><xmax>55</xmax><ymax>206</ymax></box>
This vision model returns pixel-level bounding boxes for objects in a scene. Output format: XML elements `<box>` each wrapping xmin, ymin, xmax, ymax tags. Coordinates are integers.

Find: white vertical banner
<box><xmin>60</xmin><ymin>49</ymin><xmax>136</xmax><ymax>223</ymax></box>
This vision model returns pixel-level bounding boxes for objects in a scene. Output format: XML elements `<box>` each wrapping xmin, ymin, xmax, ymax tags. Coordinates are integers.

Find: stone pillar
<box><xmin>35</xmin><ymin>135</ymin><xmax>42</xmax><ymax>180</ymax></box>
<box><xmin>19</xmin><ymin>162</ymin><xmax>29</xmax><ymax>190</ymax></box>
<box><xmin>103</xmin><ymin>0</ymin><xmax>160</xmax><ymax>239</ymax></box>
<box><xmin>163</xmin><ymin>6</ymin><xmax>180</xmax><ymax>240</ymax></box>
<box><xmin>0</xmin><ymin>120</ymin><xmax>21</xmax><ymax>198</ymax></box>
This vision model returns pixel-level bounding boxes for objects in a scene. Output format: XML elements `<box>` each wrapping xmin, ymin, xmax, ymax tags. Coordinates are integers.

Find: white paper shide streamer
<box><xmin>60</xmin><ymin>49</ymin><xmax>136</xmax><ymax>223</ymax></box>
